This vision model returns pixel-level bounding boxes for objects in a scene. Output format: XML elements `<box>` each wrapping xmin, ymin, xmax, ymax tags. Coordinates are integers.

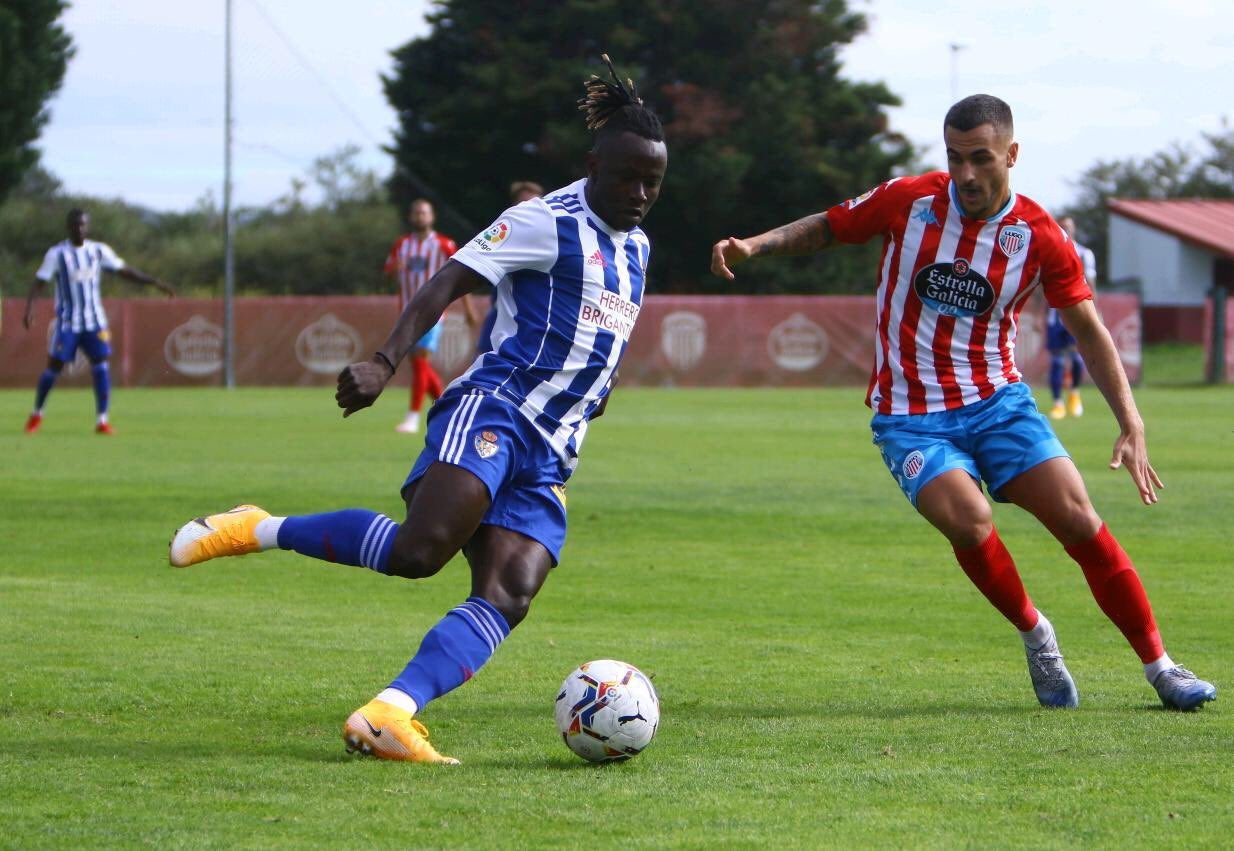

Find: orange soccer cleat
<box><xmin>168</xmin><ymin>504</ymin><xmax>270</xmax><ymax>567</ymax></box>
<box><xmin>343</xmin><ymin>699</ymin><xmax>459</xmax><ymax>764</ymax></box>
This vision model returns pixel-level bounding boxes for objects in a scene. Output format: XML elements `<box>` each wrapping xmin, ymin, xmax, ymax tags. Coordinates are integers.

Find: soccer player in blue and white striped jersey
<box><xmin>169</xmin><ymin>57</ymin><xmax>668</xmax><ymax>763</ymax></box>
<box><xmin>22</xmin><ymin>209</ymin><xmax>174</xmax><ymax>434</ymax></box>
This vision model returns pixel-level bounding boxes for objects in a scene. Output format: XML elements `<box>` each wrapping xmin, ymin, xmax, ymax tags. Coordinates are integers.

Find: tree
<box><xmin>1064</xmin><ymin>126</ymin><xmax>1234</xmax><ymax>285</ymax></box>
<box><xmin>383</xmin><ymin>0</ymin><xmax>913</xmax><ymax>293</ymax></box>
<box><xmin>0</xmin><ymin>0</ymin><xmax>74</xmax><ymax>202</ymax></box>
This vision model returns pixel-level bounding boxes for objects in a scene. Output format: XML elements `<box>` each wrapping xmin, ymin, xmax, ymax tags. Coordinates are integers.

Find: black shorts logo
<box><xmin>913</xmin><ymin>261</ymin><xmax>996</xmax><ymax>317</ymax></box>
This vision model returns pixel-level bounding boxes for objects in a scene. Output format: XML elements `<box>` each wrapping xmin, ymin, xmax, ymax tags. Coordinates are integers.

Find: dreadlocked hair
<box><xmin>578</xmin><ymin>54</ymin><xmax>664</xmax><ymax>143</ymax></box>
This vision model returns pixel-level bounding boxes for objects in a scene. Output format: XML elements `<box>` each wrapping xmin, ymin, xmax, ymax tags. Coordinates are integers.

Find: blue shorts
<box><xmin>403</xmin><ymin>389</ymin><xmax>569</xmax><ymax>563</ymax></box>
<box><xmin>50</xmin><ymin>327</ymin><xmax>111</xmax><ymax>363</ymax></box>
<box><xmin>870</xmin><ymin>382</ymin><xmax>1069</xmax><ymax>507</ymax></box>
<box><xmin>414</xmin><ymin>321</ymin><xmax>442</xmax><ymax>353</ymax></box>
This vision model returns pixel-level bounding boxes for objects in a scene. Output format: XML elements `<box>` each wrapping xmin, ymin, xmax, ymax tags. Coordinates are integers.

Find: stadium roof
<box><xmin>1106</xmin><ymin>199</ymin><xmax>1234</xmax><ymax>259</ymax></box>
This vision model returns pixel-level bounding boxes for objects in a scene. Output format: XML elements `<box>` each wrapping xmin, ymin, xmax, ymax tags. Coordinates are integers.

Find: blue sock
<box><xmin>1049</xmin><ymin>354</ymin><xmax>1065</xmax><ymax>401</ymax></box>
<box><xmin>34</xmin><ymin>369</ymin><xmax>58</xmax><ymax>411</ymax></box>
<box><xmin>91</xmin><ymin>362</ymin><xmax>110</xmax><ymax>417</ymax></box>
<box><xmin>276</xmin><ymin>509</ymin><xmax>397</xmax><ymax>573</ymax></box>
<box><xmin>1070</xmin><ymin>355</ymin><xmax>1083</xmax><ymax>389</ymax></box>
<box><xmin>390</xmin><ymin>597</ymin><xmax>511</xmax><ymax>710</ymax></box>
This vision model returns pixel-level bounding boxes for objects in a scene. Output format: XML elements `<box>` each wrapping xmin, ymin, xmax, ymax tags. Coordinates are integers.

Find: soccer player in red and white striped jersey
<box><xmin>383</xmin><ymin>199</ymin><xmax>477</xmax><ymax>433</ymax></box>
<box><xmin>711</xmin><ymin>94</ymin><xmax>1215</xmax><ymax>712</ymax></box>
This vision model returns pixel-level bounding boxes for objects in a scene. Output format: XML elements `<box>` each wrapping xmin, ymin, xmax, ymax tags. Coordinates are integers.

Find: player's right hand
<box><xmin>710</xmin><ymin>237</ymin><xmax>753</xmax><ymax>280</ymax></box>
<box><xmin>336</xmin><ymin>357</ymin><xmax>393</xmax><ymax>417</ymax></box>
<box><xmin>22</xmin><ymin>309</ymin><xmax>34</xmax><ymax>330</ymax></box>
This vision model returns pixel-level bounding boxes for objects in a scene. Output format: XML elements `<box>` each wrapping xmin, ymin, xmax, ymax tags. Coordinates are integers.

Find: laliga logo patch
<box><xmin>474</xmin><ymin>430</ymin><xmax>500</xmax><ymax>459</ymax></box>
<box><xmin>846</xmin><ymin>188</ymin><xmax>876</xmax><ymax>209</ymax></box>
<box><xmin>902</xmin><ymin>450</ymin><xmax>926</xmax><ymax>480</ymax></box>
<box><xmin>998</xmin><ymin>225</ymin><xmax>1027</xmax><ymax>258</ymax></box>
<box><xmin>472</xmin><ymin>220</ymin><xmax>511</xmax><ymax>252</ymax></box>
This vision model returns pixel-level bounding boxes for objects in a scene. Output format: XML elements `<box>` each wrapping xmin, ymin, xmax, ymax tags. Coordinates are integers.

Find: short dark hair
<box><xmin>509</xmin><ymin>180</ymin><xmax>543</xmax><ymax>200</ymax></box>
<box><xmin>66</xmin><ymin>208</ymin><xmax>87</xmax><ymax>224</ymax></box>
<box><xmin>578</xmin><ymin>54</ymin><xmax>664</xmax><ymax>144</ymax></box>
<box><xmin>944</xmin><ymin>94</ymin><xmax>1013</xmax><ymax>136</ymax></box>
<box><xmin>409</xmin><ymin>198</ymin><xmax>433</xmax><ymax>210</ymax></box>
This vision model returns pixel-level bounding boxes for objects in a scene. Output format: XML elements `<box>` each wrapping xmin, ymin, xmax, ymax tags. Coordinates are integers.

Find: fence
<box><xmin>0</xmin><ymin>293</ymin><xmax>1142</xmax><ymax>390</ymax></box>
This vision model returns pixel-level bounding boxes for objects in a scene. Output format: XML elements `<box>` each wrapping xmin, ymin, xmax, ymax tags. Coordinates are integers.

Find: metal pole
<box><xmin>1208</xmin><ymin>285</ymin><xmax>1228</xmax><ymax>384</ymax></box>
<box><xmin>949</xmin><ymin>43</ymin><xmax>966</xmax><ymax>103</ymax></box>
<box><xmin>222</xmin><ymin>0</ymin><xmax>236</xmax><ymax>388</ymax></box>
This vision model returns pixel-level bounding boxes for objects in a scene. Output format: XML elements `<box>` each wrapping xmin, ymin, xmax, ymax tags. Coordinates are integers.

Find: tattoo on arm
<box><xmin>755</xmin><ymin>213</ymin><xmax>834</xmax><ymax>257</ymax></box>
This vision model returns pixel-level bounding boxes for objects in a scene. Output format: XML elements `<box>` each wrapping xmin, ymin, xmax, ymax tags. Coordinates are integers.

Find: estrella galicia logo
<box><xmin>912</xmin><ymin>259</ymin><xmax>996</xmax><ymax>317</ymax></box>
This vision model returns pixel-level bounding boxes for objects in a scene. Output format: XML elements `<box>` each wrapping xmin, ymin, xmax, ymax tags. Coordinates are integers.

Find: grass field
<box><xmin>2</xmin><ymin>380</ymin><xmax>1231</xmax><ymax>848</ymax></box>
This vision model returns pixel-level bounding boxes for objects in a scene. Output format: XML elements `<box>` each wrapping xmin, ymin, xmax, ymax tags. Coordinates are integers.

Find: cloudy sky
<box><xmin>38</xmin><ymin>0</ymin><xmax>1234</xmax><ymax>215</ymax></box>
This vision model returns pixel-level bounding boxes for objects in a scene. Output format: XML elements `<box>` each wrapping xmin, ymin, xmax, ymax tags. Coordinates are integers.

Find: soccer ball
<box><xmin>554</xmin><ymin>659</ymin><xmax>659</xmax><ymax>763</ymax></box>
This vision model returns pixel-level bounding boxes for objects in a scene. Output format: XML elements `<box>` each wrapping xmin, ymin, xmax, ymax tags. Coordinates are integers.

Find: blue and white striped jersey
<box><xmin>450</xmin><ymin>178</ymin><xmax>651</xmax><ymax>472</ymax></box>
<box><xmin>36</xmin><ymin>240</ymin><xmax>126</xmax><ymax>332</ymax></box>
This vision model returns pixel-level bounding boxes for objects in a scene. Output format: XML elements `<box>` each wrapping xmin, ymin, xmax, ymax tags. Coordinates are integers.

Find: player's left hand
<box><xmin>336</xmin><ymin>356</ymin><xmax>393</xmax><ymax>417</ymax></box>
<box><xmin>1109</xmin><ymin>429</ymin><xmax>1164</xmax><ymax>505</ymax></box>
<box><xmin>710</xmin><ymin>237</ymin><xmax>754</xmax><ymax>280</ymax></box>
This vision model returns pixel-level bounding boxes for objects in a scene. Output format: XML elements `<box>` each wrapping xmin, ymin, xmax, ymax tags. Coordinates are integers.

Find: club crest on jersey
<box><xmin>472</xmin><ymin>220</ymin><xmax>511</xmax><ymax>252</ymax></box>
<box><xmin>912</xmin><ymin>259</ymin><xmax>996</xmax><ymax>318</ymax></box>
<box><xmin>474</xmin><ymin>430</ymin><xmax>499</xmax><ymax>459</ymax></box>
<box><xmin>902</xmin><ymin>450</ymin><xmax>926</xmax><ymax>479</ymax></box>
<box><xmin>998</xmin><ymin>225</ymin><xmax>1028</xmax><ymax>258</ymax></box>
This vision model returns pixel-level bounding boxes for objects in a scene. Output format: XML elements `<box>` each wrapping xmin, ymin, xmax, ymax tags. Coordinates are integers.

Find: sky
<box><xmin>37</xmin><ymin>0</ymin><xmax>1234</xmax><ymax>215</ymax></box>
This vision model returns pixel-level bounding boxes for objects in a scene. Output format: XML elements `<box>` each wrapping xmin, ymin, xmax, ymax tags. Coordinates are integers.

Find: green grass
<box><xmin>2</xmin><ymin>384</ymin><xmax>1231</xmax><ymax>848</ymax></box>
<box><xmin>1141</xmin><ymin>343</ymin><xmax>1208</xmax><ymax>386</ymax></box>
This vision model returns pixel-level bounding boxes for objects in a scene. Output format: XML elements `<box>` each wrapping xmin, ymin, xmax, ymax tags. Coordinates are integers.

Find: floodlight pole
<box><xmin>222</xmin><ymin>0</ymin><xmax>236</xmax><ymax>388</ymax></box>
<box><xmin>949</xmin><ymin>43</ymin><xmax>967</xmax><ymax>103</ymax></box>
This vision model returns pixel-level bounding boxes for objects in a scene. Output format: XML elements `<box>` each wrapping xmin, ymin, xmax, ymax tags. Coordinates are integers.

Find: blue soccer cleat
<box><xmin>1152</xmin><ymin>667</ymin><xmax>1216</xmax><ymax>711</ymax></box>
<box><xmin>1025</xmin><ymin>627</ymin><xmax>1080</xmax><ymax>708</ymax></box>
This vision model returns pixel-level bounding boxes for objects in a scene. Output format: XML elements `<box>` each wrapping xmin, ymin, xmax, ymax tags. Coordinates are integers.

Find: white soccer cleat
<box><xmin>1025</xmin><ymin>624</ymin><xmax>1079</xmax><ymax>708</ymax></box>
<box><xmin>395</xmin><ymin>412</ymin><xmax>421</xmax><ymax>433</ymax></box>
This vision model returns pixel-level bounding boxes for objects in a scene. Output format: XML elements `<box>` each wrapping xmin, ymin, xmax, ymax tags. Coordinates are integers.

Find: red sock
<box><xmin>411</xmin><ymin>356</ymin><xmax>429</xmax><ymax>412</ymax></box>
<box><xmin>425</xmin><ymin>361</ymin><xmax>443</xmax><ymax>400</ymax></box>
<box><xmin>1065</xmin><ymin>523</ymin><xmax>1163</xmax><ymax>663</ymax></box>
<box><xmin>953</xmin><ymin>528</ymin><xmax>1038</xmax><ymax>631</ymax></box>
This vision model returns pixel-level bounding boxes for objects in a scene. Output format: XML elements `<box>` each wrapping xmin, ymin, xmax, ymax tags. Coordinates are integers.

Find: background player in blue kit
<box><xmin>22</xmin><ymin>208</ymin><xmax>174</xmax><ymax>435</ymax></box>
<box><xmin>169</xmin><ymin>57</ymin><xmax>668</xmax><ymax>764</ymax></box>
<box><xmin>1047</xmin><ymin>215</ymin><xmax>1097</xmax><ymax>419</ymax></box>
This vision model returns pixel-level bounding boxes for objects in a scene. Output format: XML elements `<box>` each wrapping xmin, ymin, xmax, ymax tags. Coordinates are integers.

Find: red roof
<box><xmin>1107</xmin><ymin>199</ymin><xmax>1234</xmax><ymax>258</ymax></box>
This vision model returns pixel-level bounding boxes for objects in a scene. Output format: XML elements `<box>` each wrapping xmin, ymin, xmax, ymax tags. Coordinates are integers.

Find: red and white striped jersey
<box><xmin>384</xmin><ymin>231</ymin><xmax>457</xmax><ymax>306</ymax></box>
<box><xmin>827</xmin><ymin>172</ymin><xmax>1090</xmax><ymax>415</ymax></box>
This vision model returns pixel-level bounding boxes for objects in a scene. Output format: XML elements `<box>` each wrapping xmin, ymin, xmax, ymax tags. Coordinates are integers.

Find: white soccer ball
<box><xmin>554</xmin><ymin>659</ymin><xmax>660</xmax><ymax>763</ymax></box>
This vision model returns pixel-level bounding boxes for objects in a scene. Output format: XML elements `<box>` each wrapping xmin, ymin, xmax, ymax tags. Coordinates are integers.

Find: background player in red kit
<box><xmin>384</xmin><ymin>198</ymin><xmax>479</xmax><ymax>433</ymax></box>
<box><xmin>711</xmin><ymin>94</ymin><xmax>1215</xmax><ymax>711</ymax></box>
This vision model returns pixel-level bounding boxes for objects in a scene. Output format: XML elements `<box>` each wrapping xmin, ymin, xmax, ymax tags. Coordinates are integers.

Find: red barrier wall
<box><xmin>0</xmin><ymin>293</ymin><xmax>1141</xmax><ymax>389</ymax></box>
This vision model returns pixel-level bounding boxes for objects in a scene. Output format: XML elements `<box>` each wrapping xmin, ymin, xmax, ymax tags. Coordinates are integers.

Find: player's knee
<box><xmin>480</xmin><ymin>563</ymin><xmax>544</xmax><ymax>628</ymax></box>
<box><xmin>1052</xmin><ymin>504</ymin><xmax>1102</xmax><ymax>546</ymax></box>
<box><xmin>385</xmin><ymin>535</ymin><xmax>450</xmax><ymax>579</ymax></box>
<box><xmin>488</xmin><ymin>587</ymin><xmax>534</xmax><ymax>629</ymax></box>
